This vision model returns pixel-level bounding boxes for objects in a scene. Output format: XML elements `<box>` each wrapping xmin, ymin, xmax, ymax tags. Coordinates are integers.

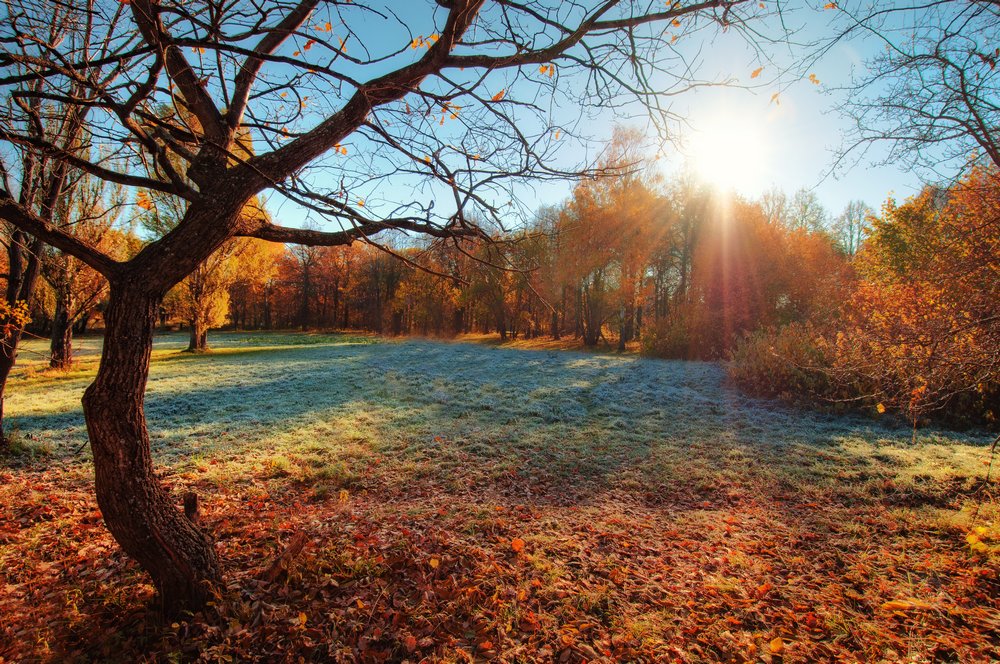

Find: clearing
<box><xmin>1</xmin><ymin>332</ymin><xmax>997</xmax><ymax>662</ymax></box>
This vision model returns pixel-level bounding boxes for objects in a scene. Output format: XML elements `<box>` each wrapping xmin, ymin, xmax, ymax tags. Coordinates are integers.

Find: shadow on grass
<box><xmin>10</xmin><ymin>337</ymin><xmax>994</xmax><ymax>513</ymax></box>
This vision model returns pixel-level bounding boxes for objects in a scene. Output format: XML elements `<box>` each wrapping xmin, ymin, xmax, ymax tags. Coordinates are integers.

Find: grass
<box><xmin>0</xmin><ymin>331</ymin><xmax>997</xmax><ymax>662</ymax></box>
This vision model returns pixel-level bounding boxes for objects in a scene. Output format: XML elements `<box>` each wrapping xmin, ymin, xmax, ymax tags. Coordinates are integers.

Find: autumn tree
<box><xmin>837</xmin><ymin>168</ymin><xmax>1000</xmax><ymax>424</ymax></box>
<box><xmin>0</xmin><ymin>0</ymin><xmax>778</xmax><ymax>613</ymax></box>
<box><xmin>42</xmin><ymin>174</ymin><xmax>131</xmax><ymax>368</ymax></box>
<box><xmin>0</xmin><ymin>4</ymin><xmax>102</xmax><ymax>445</ymax></box>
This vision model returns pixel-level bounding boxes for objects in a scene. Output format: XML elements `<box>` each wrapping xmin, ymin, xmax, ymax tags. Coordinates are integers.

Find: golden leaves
<box><xmin>751</xmin><ymin>66</ymin><xmax>764</xmax><ymax>79</ymax></box>
<box><xmin>410</xmin><ymin>34</ymin><xmax>439</xmax><ymax>49</ymax></box>
<box><xmin>769</xmin><ymin>637</ymin><xmax>784</xmax><ymax>654</ymax></box>
<box><xmin>808</xmin><ymin>73</ymin><xmax>820</xmax><ymax>85</ymax></box>
<box><xmin>136</xmin><ymin>191</ymin><xmax>154</xmax><ymax>211</ymax></box>
<box><xmin>511</xmin><ymin>537</ymin><xmax>526</xmax><ymax>553</ymax></box>
<box><xmin>770</xmin><ymin>92</ymin><xmax>780</xmax><ymax>105</ymax></box>
<box><xmin>539</xmin><ymin>64</ymin><xmax>555</xmax><ymax>77</ymax></box>
<box><xmin>824</xmin><ymin>2</ymin><xmax>838</xmax><ymax>8</ymax></box>
<box><xmin>491</xmin><ymin>89</ymin><xmax>506</xmax><ymax>102</ymax></box>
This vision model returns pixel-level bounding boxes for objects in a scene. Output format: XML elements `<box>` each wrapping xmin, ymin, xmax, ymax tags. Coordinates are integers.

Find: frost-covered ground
<box><xmin>8</xmin><ymin>331</ymin><xmax>992</xmax><ymax>497</ymax></box>
<box><xmin>3</xmin><ymin>332</ymin><xmax>998</xmax><ymax>662</ymax></box>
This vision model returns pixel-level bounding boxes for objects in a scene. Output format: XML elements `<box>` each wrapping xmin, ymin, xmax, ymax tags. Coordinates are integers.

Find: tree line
<box><xmin>18</xmin><ymin>131</ymin><xmax>865</xmax><ymax>359</ymax></box>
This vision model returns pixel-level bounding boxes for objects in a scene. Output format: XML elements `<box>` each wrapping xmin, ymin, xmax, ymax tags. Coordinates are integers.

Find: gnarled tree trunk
<box><xmin>82</xmin><ymin>283</ymin><xmax>221</xmax><ymax>616</ymax></box>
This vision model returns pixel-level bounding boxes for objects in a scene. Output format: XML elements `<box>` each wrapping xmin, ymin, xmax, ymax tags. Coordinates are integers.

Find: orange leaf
<box><xmin>881</xmin><ymin>599</ymin><xmax>932</xmax><ymax>612</ymax></box>
<box><xmin>511</xmin><ymin>537</ymin><xmax>526</xmax><ymax>553</ymax></box>
<box><xmin>491</xmin><ymin>89</ymin><xmax>506</xmax><ymax>102</ymax></box>
<box><xmin>769</xmin><ymin>637</ymin><xmax>784</xmax><ymax>654</ymax></box>
<box><xmin>824</xmin><ymin>2</ymin><xmax>838</xmax><ymax>8</ymax></box>
<box><xmin>808</xmin><ymin>72</ymin><xmax>820</xmax><ymax>85</ymax></box>
<box><xmin>770</xmin><ymin>92</ymin><xmax>780</xmax><ymax>105</ymax></box>
<box><xmin>751</xmin><ymin>67</ymin><xmax>763</xmax><ymax>79</ymax></box>
<box><xmin>429</xmin><ymin>557</ymin><xmax>440</xmax><ymax>569</ymax></box>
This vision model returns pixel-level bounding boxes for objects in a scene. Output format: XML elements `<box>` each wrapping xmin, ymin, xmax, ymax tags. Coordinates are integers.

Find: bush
<box><xmin>641</xmin><ymin>305</ymin><xmax>716</xmax><ymax>360</ymax></box>
<box><xmin>727</xmin><ymin>323</ymin><xmax>834</xmax><ymax>402</ymax></box>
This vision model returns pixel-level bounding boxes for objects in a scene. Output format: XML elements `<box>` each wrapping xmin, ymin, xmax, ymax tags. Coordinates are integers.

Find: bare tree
<box><xmin>833</xmin><ymin>0</ymin><xmax>1000</xmax><ymax>176</ymax></box>
<box><xmin>0</xmin><ymin>4</ymin><xmax>99</xmax><ymax>444</ymax></box>
<box><xmin>0</xmin><ymin>0</ymin><xmax>774</xmax><ymax>613</ymax></box>
<box><xmin>833</xmin><ymin>199</ymin><xmax>872</xmax><ymax>255</ymax></box>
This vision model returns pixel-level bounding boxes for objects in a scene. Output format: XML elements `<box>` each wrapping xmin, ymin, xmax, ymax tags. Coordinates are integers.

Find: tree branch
<box><xmin>0</xmin><ymin>191</ymin><xmax>121</xmax><ymax>278</ymax></box>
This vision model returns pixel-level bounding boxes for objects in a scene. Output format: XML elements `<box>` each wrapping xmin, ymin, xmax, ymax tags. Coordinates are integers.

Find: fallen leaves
<box><xmin>880</xmin><ymin>598</ymin><xmax>933</xmax><ymax>612</ymax></box>
<box><xmin>511</xmin><ymin>537</ymin><xmax>525</xmax><ymax>553</ymax></box>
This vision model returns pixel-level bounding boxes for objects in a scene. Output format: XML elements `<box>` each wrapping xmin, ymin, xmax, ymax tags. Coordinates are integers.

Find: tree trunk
<box><xmin>618</xmin><ymin>303</ymin><xmax>627</xmax><ymax>352</ymax></box>
<box><xmin>82</xmin><ymin>285</ymin><xmax>221</xmax><ymax>616</ymax></box>
<box><xmin>187</xmin><ymin>317</ymin><xmax>209</xmax><ymax>352</ymax></box>
<box><xmin>0</xmin><ymin>339</ymin><xmax>16</xmax><ymax>452</ymax></box>
<box><xmin>50</xmin><ymin>297</ymin><xmax>74</xmax><ymax>369</ymax></box>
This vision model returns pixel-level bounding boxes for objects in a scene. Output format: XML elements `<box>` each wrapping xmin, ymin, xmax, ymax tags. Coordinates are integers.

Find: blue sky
<box><xmin>260</xmin><ymin>1</ymin><xmax>931</xmax><ymax>233</ymax></box>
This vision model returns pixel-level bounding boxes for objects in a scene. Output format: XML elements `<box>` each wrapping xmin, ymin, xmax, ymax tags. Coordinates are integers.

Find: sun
<box><xmin>684</xmin><ymin>113</ymin><xmax>771</xmax><ymax>196</ymax></box>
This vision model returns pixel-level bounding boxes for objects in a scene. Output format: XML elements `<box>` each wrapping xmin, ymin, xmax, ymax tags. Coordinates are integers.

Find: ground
<box><xmin>0</xmin><ymin>332</ymin><xmax>997</xmax><ymax>663</ymax></box>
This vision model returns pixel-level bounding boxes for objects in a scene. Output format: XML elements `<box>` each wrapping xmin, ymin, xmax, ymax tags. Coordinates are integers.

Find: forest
<box><xmin>0</xmin><ymin>0</ymin><xmax>997</xmax><ymax>662</ymax></box>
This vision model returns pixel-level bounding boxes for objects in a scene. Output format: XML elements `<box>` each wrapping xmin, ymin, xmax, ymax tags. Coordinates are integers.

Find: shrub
<box><xmin>727</xmin><ymin>323</ymin><xmax>834</xmax><ymax>402</ymax></box>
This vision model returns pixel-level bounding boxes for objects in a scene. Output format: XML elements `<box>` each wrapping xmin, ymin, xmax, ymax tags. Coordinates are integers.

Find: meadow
<box><xmin>1</xmin><ymin>332</ymin><xmax>997</xmax><ymax>662</ymax></box>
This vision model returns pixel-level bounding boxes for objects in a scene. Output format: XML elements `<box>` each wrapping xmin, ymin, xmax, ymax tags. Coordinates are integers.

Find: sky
<box><xmin>502</xmin><ymin>3</ymin><xmax>929</xmax><ymax>222</ymax></box>
<box><xmin>259</xmin><ymin>1</ymin><xmax>932</xmax><ymax>233</ymax></box>
<box><xmin>0</xmin><ymin>1</ymin><xmax>931</xmax><ymax>233</ymax></box>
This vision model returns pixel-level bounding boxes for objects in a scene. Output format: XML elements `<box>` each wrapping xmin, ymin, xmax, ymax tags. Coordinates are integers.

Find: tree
<box><xmin>0</xmin><ymin>0</ymin><xmax>774</xmax><ymax>613</ymax></box>
<box><xmin>0</xmin><ymin>3</ymin><xmax>98</xmax><ymax>445</ymax></box>
<box><xmin>834</xmin><ymin>1</ymin><xmax>1000</xmax><ymax>175</ymax></box>
<box><xmin>838</xmin><ymin>168</ymin><xmax>1000</xmax><ymax>425</ymax></box>
<box><xmin>833</xmin><ymin>199</ymin><xmax>872</xmax><ymax>256</ymax></box>
<box><xmin>42</xmin><ymin>175</ymin><xmax>129</xmax><ymax>369</ymax></box>
<box><xmin>787</xmin><ymin>188</ymin><xmax>828</xmax><ymax>232</ymax></box>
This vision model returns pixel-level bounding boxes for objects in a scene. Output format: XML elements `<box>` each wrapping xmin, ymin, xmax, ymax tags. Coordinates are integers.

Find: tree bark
<box><xmin>0</xmin><ymin>342</ymin><xmax>15</xmax><ymax>452</ymax></box>
<box><xmin>82</xmin><ymin>285</ymin><xmax>221</xmax><ymax>616</ymax></box>
<box><xmin>187</xmin><ymin>315</ymin><xmax>209</xmax><ymax>352</ymax></box>
<box><xmin>50</xmin><ymin>296</ymin><xmax>74</xmax><ymax>369</ymax></box>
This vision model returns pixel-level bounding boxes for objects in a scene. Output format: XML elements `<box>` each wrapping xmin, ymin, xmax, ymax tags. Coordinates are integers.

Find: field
<box><xmin>1</xmin><ymin>332</ymin><xmax>997</xmax><ymax>662</ymax></box>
